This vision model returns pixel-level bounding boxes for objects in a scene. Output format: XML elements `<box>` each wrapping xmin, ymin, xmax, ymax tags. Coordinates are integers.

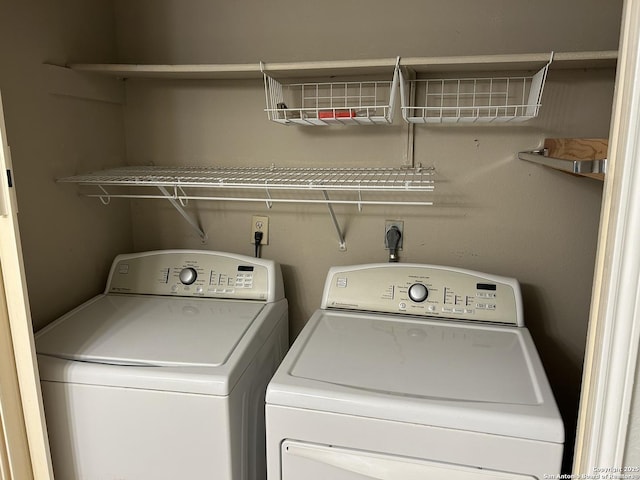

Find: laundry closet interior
<box><xmin>0</xmin><ymin>0</ymin><xmax>624</xmax><ymax>473</ymax></box>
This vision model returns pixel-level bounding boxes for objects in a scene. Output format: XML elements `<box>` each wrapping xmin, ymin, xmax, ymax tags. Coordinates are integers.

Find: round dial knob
<box><xmin>179</xmin><ymin>267</ymin><xmax>198</xmax><ymax>285</ymax></box>
<box><xmin>408</xmin><ymin>283</ymin><xmax>429</xmax><ymax>303</ymax></box>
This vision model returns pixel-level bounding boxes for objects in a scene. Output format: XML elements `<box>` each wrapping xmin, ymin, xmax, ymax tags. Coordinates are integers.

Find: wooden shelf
<box><xmin>519</xmin><ymin>138</ymin><xmax>608</xmax><ymax>181</ymax></box>
<box><xmin>403</xmin><ymin>50</ymin><xmax>617</xmax><ymax>73</ymax></box>
<box><xmin>67</xmin><ymin>50</ymin><xmax>618</xmax><ymax>80</ymax></box>
<box><xmin>68</xmin><ymin>62</ymin><xmax>262</xmax><ymax>80</ymax></box>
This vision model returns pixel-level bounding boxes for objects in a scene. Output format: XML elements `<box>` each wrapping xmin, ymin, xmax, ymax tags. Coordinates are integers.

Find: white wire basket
<box><xmin>263</xmin><ymin>59</ymin><xmax>400</xmax><ymax>126</ymax></box>
<box><xmin>400</xmin><ymin>53</ymin><xmax>553</xmax><ymax>124</ymax></box>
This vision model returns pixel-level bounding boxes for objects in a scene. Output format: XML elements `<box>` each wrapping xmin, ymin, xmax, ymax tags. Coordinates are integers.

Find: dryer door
<box><xmin>281</xmin><ymin>441</ymin><xmax>535</xmax><ymax>480</ymax></box>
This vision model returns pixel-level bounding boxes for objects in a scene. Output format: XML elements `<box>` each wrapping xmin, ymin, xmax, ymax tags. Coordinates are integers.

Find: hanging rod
<box><xmin>82</xmin><ymin>193</ymin><xmax>435</xmax><ymax>207</ymax></box>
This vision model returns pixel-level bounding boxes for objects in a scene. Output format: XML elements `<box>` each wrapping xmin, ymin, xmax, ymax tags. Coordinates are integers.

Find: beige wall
<box><xmin>122</xmin><ymin>67</ymin><xmax>613</xmax><ymax>469</ymax></box>
<box><xmin>112</xmin><ymin>0</ymin><xmax>621</xmax><ymax>64</ymax></box>
<box><xmin>0</xmin><ymin>0</ymin><xmax>621</xmax><ymax>473</ymax></box>
<box><xmin>0</xmin><ymin>0</ymin><xmax>132</xmax><ymax>330</ymax></box>
<box><xmin>112</xmin><ymin>1</ymin><xmax>622</xmax><ymax>470</ymax></box>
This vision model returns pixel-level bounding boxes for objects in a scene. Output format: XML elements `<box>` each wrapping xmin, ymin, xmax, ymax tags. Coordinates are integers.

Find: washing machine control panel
<box><xmin>106</xmin><ymin>250</ymin><xmax>281</xmax><ymax>301</ymax></box>
<box><xmin>322</xmin><ymin>264</ymin><xmax>523</xmax><ymax>326</ymax></box>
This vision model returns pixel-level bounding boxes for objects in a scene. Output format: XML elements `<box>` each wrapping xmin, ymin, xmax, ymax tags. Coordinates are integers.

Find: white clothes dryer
<box><xmin>266</xmin><ymin>263</ymin><xmax>563</xmax><ymax>480</ymax></box>
<box><xmin>36</xmin><ymin>250</ymin><xmax>288</xmax><ymax>480</ymax></box>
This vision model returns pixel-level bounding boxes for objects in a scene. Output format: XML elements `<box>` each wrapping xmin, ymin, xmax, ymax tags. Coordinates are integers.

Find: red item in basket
<box><xmin>318</xmin><ymin>110</ymin><xmax>356</xmax><ymax>119</ymax></box>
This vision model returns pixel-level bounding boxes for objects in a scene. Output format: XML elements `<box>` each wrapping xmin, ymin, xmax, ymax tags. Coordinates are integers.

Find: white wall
<box><xmin>0</xmin><ymin>0</ymin><xmax>133</xmax><ymax>330</ymax></box>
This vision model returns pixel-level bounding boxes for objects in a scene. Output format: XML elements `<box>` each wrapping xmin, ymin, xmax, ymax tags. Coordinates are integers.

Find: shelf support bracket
<box><xmin>264</xmin><ymin>182</ymin><xmax>273</xmax><ymax>209</ymax></box>
<box><xmin>97</xmin><ymin>185</ymin><xmax>111</xmax><ymax>205</ymax></box>
<box><xmin>322</xmin><ymin>190</ymin><xmax>347</xmax><ymax>251</ymax></box>
<box><xmin>157</xmin><ymin>186</ymin><xmax>207</xmax><ymax>241</ymax></box>
<box><xmin>518</xmin><ymin>150</ymin><xmax>607</xmax><ymax>179</ymax></box>
<box><xmin>402</xmin><ymin>67</ymin><xmax>417</xmax><ymax>168</ymax></box>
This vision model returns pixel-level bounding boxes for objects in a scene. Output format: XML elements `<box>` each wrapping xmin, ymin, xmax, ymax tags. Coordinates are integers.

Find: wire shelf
<box><xmin>264</xmin><ymin>59</ymin><xmax>400</xmax><ymax>126</ymax></box>
<box><xmin>400</xmin><ymin>53</ymin><xmax>553</xmax><ymax>124</ymax></box>
<box><xmin>58</xmin><ymin>165</ymin><xmax>435</xmax><ymax>201</ymax></box>
<box><xmin>59</xmin><ymin>165</ymin><xmax>434</xmax><ymax>248</ymax></box>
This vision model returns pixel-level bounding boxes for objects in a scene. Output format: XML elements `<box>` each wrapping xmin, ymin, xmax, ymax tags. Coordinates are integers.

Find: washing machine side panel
<box><xmin>42</xmin><ymin>381</ymin><xmax>232</xmax><ymax>480</ymax></box>
<box><xmin>266</xmin><ymin>405</ymin><xmax>563</xmax><ymax>480</ymax></box>
<box><xmin>228</xmin><ymin>308</ymin><xmax>289</xmax><ymax>480</ymax></box>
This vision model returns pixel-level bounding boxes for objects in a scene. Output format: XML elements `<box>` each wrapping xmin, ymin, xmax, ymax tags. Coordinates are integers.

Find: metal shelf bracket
<box><xmin>322</xmin><ymin>190</ymin><xmax>347</xmax><ymax>251</ymax></box>
<box><xmin>157</xmin><ymin>186</ymin><xmax>208</xmax><ymax>241</ymax></box>
<box><xmin>518</xmin><ymin>150</ymin><xmax>607</xmax><ymax>177</ymax></box>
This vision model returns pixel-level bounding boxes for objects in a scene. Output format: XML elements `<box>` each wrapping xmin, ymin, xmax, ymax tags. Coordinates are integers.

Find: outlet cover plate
<box><xmin>251</xmin><ymin>215</ymin><xmax>269</xmax><ymax>245</ymax></box>
<box><xmin>384</xmin><ymin>220</ymin><xmax>403</xmax><ymax>250</ymax></box>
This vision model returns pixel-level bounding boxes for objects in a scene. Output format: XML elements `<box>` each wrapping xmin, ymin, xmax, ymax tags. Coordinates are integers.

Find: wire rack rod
<box><xmin>83</xmin><ymin>193</ymin><xmax>435</xmax><ymax>207</ymax></box>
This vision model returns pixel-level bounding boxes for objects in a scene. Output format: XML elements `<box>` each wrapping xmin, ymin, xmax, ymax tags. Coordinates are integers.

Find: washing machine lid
<box><xmin>267</xmin><ymin>310</ymin><xmax>564</xmax><ymax>443</ymax></box>
<box><xmin>36</xmin><ymin>294</ymin><xmax>264</xmax><ymax>368</ymax></box>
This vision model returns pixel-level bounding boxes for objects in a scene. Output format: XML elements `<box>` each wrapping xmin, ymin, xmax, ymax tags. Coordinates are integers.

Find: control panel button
<box><xmin>179</xmin><ymin>267</ymin><xmax>198</xmax><ymax>285</ymax></box>
<box><xmin>408</xmin><ymin>283</ymin><xmax>429</xmax><ymax>303</ymax></box>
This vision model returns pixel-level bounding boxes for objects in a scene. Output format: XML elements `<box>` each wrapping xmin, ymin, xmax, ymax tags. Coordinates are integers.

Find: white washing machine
<box><xmin>266</xmin><ymin>263</ymin><xmax>564</xmax><ymax>480</ymax></box>
<box><xmin>36</xmin><ymin>250</ymin><xmax>288</xmax><ymax>480</ymax></box>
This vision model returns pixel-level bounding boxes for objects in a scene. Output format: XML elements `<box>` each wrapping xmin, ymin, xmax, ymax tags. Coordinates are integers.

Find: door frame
<box><xmin>0</xmin><ymin>92</ymin><xmax>53</xmax><ymax>479</ymax></box>
<box><xmin>573</xmin><ymin>0</ymin><xmax>640</xmax><ymax>471</ymax></box>
<box><xmin>0</xmin><ymin>262</ymin><xmax>34</xmax><ymax>480</ymax></box>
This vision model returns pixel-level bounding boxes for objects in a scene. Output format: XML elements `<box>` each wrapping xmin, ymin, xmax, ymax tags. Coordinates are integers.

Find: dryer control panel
<box><xmin>322</xmin><ymin>264</ymin><xmax>523</xmax><ymax>326</ymax></box>
<box><xmin>106</xmin><ymin>250</ymin><xmax>284</xmax><ymax>302</ymax></box>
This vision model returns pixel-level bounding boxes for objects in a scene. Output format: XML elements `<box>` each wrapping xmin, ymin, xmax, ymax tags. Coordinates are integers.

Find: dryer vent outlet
<box><xmin>384</xmin><ymin>221</ymin><xmax>404</xmax><ymax>250</ymax></box>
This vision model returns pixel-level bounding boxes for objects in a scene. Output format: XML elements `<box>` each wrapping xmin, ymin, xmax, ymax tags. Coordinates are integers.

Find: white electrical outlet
<box><xmin>250</xmin><ymin>215</ymin><xmax>269</xmax><ymax>245</ymax></box>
